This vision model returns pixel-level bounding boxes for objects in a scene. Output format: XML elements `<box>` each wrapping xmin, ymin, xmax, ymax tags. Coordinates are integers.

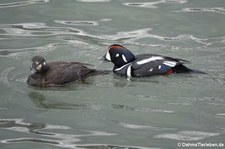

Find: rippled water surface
<box><xmin>1</xmin><ymin>0</ymin><xmax>225</xmax><ymax>149</ymax></box>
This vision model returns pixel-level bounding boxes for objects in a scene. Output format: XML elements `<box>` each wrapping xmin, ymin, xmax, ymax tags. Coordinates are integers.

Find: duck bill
<box><xmin>102</xmin><ymin>51</ymin><xmax>112</xmax><ymax>62</ymax></box>
<box><xmin>100</xmin><ymin>54</ymin><xmax>110</xmax><ymax>62</ymax></box>
<box><xmin>30</xmin><ymin>67</ymin><xmax>37</xmax><ymax>74</ymax></box>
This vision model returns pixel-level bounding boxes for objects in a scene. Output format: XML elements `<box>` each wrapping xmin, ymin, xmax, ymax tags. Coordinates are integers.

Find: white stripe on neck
<box><xmin>114</xmin><ymin>63</ymin><xmax>131</xmax><ymax>71</ymax></box>
<box><xmin>126</xmin><ymin>65</ymin><xmax>132</xmax><ymax>78</ymax></box>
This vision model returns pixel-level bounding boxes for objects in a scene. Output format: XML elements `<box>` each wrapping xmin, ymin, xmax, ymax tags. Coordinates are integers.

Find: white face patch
<box><xmin>35</xmin><ymin>61</ymin><xmax>39</xmax><ymax>65</ymax></box>
<box><xmin>43</xmin><ymin>61</ymin><xmax>46</xmax><ymax>66</ymax></box>
<box><xmin>116</xmin><ymin>53</ymin><xmax>119</xmax><ymax>57</ymax></box>
<box><xmin>36</xmin><ymin>63</ymin><xmax>42</xmax><ymax>71</ymax></box>
<box><xmin>163</xmin><ymin>61</ymin><xmax>177</xmax><ymax>67</ymax></box>
<box><xmin>105</xmin><ymin>51</ymin><xmax>111</xmax><ymax>61</ymax></box>
<box><xmin>136</xmin><ymin>56</ymin><xmax>164</xmax><ymax>65</ymax></box>
<box><xmin>122</xmin><ymin>54</ymin><xmax>128</xmax><ymax>63</ymax></box>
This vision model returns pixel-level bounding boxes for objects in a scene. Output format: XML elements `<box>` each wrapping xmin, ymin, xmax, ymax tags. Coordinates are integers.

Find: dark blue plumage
<box><xmin>104</xmin><ymin>44</ymin><xmax>202</xmax><ymax>78</ymax></box>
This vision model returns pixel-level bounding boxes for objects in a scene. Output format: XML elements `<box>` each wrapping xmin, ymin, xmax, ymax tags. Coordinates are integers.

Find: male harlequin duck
<box><xmin>27</xmin><ymin>56</ymin><xmax>98</xmax><ymax>87</ymax></box>
<box><xmin>103</xmin><ymin>44</ymin><xmax>204</xmax><ymax>78</ymax></box>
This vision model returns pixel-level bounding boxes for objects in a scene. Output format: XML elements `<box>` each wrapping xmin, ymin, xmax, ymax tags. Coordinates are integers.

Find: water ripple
<box><xmin>0</xmin><ymin>43</ymin><xmax>58</xmax><ymax>59</ymax></box>
<box><xmin>176</xmin><ymin>7</ymin><xmax>225</xmax><ymax>14</ymax></box>
<box><xmin>1</xmin><ymin>118</ymin><xmax>133</xmax><ymax>149</ymax></box>
<box><xmin>216</xmin><ymin>113</ymin><xmax>225</xmax><ymax>116</ymax></box>
<box><xmin>100</xmin><ymin>28</ymin><xmax>213</xmax><ymax>47</ymax></box>
<box><xmin>119</xmin><ymin>122</ymin><xmax>156</xmax><ymax>129</ymax></box>
<box><xmin>0</xmin><ymin>22</ymin><xmax>82</xmax><ymax>37</ymax></box>
<box><xmin>111</xmin><ymin>104</ymin><xmax>174</xmax><ymax>114</ymax></box>
<box><xmin>76</xmin><ymin>0</ymin><xmax>110</xmax><ymax>2</ymax></box>
<box><xmin>154</xmin><ymin>130</ymin><xmax>220</xmax><ymax>141</ymax></box>
<box><xmin>0</xmin><ymin>67</ymin><xmax>15</xmax><ymax>88</ymax></box>
<box><xmin>101</xmin><ymin>28</ymin><xmax>153</xmax><ymax>40</ymax></box>
<box><xmin>1</xmin><ymin>22</ymin><xmax>225</xmax><ymax>49</ymax></box>
<box><xmin>0</xmin><ymin>0</ymin><xmax>50</xmax><ymax>8</ymax></box>
<box><xmin>0</xmin><ymin>119</ymin><xmax>154</xmax><ymax>149</ymax></box>
<box><xmin>123</xmin><ymin>0</ymin><xmax>187</xmax><ymax>9</ymax></box>
<box><xmin>119</xmin><ymin>122</ymin><xmax>176</xmax><ymax>131</ymax></box>
<box><xmin>55</xmin><ymin>20</ymin><xmax>99</xmax><ymax>26</ymax></box>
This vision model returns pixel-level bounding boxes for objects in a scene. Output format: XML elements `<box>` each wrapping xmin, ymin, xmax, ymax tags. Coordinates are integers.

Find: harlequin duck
<box><xmin>103</xmin><ymin>44</ymin><xmax>204</xmax><ymax>78</ymax></box>
<box><xmin>27</xmin><ymin>56</ymin><xmax>98</xmax><ymax>87</ymax></box>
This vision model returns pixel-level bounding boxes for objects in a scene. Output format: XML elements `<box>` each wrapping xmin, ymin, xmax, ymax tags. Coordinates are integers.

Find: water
<box><xmin>0</xmin><ymin>0</ymin><xmax>225</xmax><ymax>148</ymax></box>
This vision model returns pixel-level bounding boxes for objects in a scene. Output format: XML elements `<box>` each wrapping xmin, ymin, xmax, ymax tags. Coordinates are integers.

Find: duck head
<box><xmin>103</xmin><ymin>44</ymin><xmax>135</xmax><ymax>67</ymax></box>
<box><xmin>30</xmin><ymin>56</ymin><xmax>48</xmax><ymax>74</ymax></box>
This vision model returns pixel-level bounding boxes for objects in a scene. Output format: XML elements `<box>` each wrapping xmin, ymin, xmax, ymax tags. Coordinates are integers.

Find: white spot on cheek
<box><xmin>105</xmin><ymin>51</ymin><xmax>111</xmax><ymax>61</ymax></box>
<box><xmin>158</xmin><ymin>65</ymin><xmax>161</xmax><ymax>69</ymax></box>
<box><xmin>36</xmin><ymin>64</ymin><xmax>42</xmax><ymax>70</ymax></box>
<box><xmin>149</xmin><ymin>68</ymin><xmax>153</xmax><ymax>72</ymax></box>
<box><xmin>43</xmin><ymin>62</ymin><xmax>46</xmax><ymax>65</ymax></box>
<box><xmin>122</xmin><ymin>54</ymin><xmax>128</xmax><ymax>63</ymax></box>
<box><xmin>116</xmin><ymin>54</ymin><xmax>119</xmax><ymax>57</ymax></box>
<box><xmin>35</xmin><ymin>62</ymin><xmax>39</xmax><ymax>65</ymax></box>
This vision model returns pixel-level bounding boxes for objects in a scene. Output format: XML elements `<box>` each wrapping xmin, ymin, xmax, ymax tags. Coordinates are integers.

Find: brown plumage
<box><xmin>27</xmin><ymin>56</ymin><xmax>97</xmax><ymax>87</ymax></box>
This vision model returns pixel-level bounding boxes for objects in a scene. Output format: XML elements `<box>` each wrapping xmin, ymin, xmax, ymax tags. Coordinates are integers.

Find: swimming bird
<box><xmin>103</xmin><ymin>44</ymin><xmax>204</xmax><ymax>78</ymax></box>
<box><xmin>27</xmin><ymin>56</ymin><xmax>98</xmax><ymax>87</ymax></box>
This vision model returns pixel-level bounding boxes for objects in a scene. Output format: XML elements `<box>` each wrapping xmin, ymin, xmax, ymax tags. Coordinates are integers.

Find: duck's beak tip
<box><xmin>99</xmin><ymin>54</ymin><xmax>110</xmax><ymax>62</ymax></box>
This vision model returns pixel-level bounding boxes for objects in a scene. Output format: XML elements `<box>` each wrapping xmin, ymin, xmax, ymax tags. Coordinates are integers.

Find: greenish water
<box><xmin>0</xmin><ymin>0</ymin><xmax>225</xmax><ymax>149</ymax></box>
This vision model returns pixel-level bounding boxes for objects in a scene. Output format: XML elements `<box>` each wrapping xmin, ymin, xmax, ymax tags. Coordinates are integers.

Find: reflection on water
<box><xmin>28</xmin><ymin>92</ymin><xmax>88</xmax><ymax>110</ymax></box>
<box><xmin>28</xmin><ymin>92</ymin><xmax>174</xmax><ymax>114</ymax></box>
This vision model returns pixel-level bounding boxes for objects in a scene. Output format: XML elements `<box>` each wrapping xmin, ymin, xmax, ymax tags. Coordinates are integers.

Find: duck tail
<box><xmin>189</xmin><ymin>69</ymin><xmax>207</xmax><ymax>74</ymax></box>
<box><xmin>173</xmin><ymin>65</ymin><xmax>206</xmax><ymax>74</ymax></box>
